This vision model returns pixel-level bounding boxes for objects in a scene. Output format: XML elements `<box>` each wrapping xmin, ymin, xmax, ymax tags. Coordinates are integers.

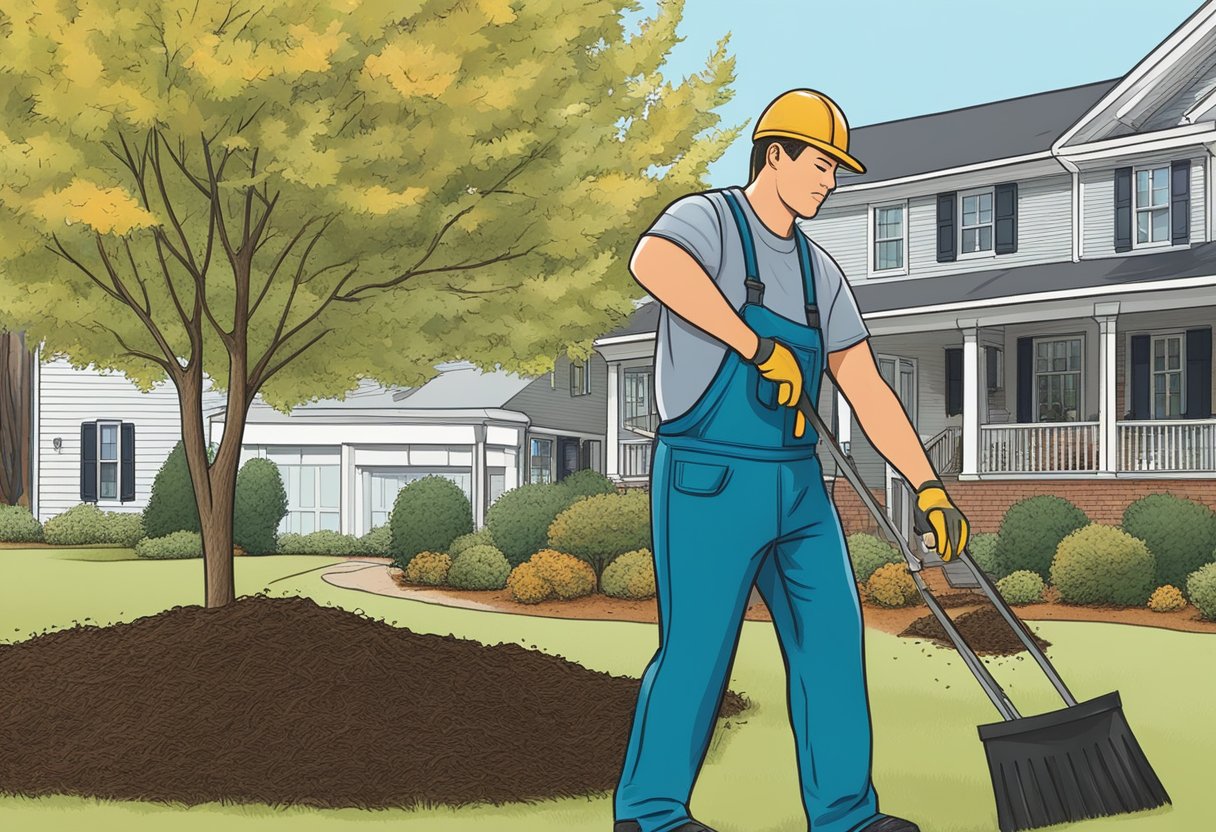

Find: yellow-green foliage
<box><xmin>865</xmin><ymin>562</ymin><xmax>922</xmax><ymax>608</ymax></box>
<box><xmin>1147</xmin><ymin>585</ymin><xmax>1187</xmax><ymax>613</ymax></box>
<box><xmin>995</xmin><ymin>570</ymin><xmax>1046</xmax><ymax>605</ymax></box>
<box><xmin>528</xmin><ymin>549</ymin><xmax>597</xmax><ymax>599</ymax></box>
<box><xmin>403</xmin><ymin>551</ymin><xmax>451</xmax><ymax>587</ymax></box>
<box><xmin>601</xmin><ymin>548</ymin><xmax>656</xmax><ymax>600</ymax></box>
<box><xmin>506</xmin><ymin>562</ymin><xmax>552</xmax><ymax>605</ymax></box>
<box><xmin>1050</xmin><ymin>524</ymin><xmax>1155</xmax><ymax>606</ymax></box>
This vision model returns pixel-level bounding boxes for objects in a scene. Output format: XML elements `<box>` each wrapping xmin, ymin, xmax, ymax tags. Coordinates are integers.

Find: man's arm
<box><xmin>630</xmin><ymin>235</ymin><xmax>761</xmax><ymax>361</ymax></box>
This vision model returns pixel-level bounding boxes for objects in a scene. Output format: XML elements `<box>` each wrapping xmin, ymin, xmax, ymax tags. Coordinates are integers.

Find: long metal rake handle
<box><xmin>795</xmin><ymin>390</ymin><xmax>1077</xmax><ymax>720</ymax></box>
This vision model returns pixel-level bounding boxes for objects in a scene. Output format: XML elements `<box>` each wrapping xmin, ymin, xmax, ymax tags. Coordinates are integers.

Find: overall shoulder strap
<box><xmin>795</xmin><ymin>229</ymin><xmax>821</xmax><ymax>328</ymax></box>
<box><xmin>721</xmin><ymin>189</ymin><xmax>761</xmax><ymax>284</ymax></box>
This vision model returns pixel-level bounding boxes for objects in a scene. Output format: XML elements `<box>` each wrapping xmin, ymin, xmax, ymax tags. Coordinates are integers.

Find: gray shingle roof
<box><xmin>838</xmin><ymin>79</ymin><xmax>1119</xmax><ymax>186</ymax></box>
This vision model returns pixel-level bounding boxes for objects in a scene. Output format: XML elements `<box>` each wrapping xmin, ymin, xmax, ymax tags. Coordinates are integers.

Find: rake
<box><xmin>795</xmin><ymin>390</ymin><xmax>1171</xmax><ymax>832</ymax></box>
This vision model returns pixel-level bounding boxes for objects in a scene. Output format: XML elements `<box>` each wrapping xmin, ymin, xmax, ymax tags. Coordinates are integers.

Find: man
<box><xmin>611</xmin><ymin>89</ymin><xmax>970</xmax><ymax>832</ymax></box>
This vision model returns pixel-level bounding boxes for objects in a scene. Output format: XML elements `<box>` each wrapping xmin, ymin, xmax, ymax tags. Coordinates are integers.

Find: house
<box><xmin>596</xmin><ymin>1</ymin><xmax>1216</xmax><ymax>542</ymax></box>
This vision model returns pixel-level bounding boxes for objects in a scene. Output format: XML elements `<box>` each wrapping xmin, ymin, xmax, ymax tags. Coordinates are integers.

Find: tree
<box><xmin>0</xmin><ymin>0</ymin><xmax>738</xmax><ymax>607</ymax></box>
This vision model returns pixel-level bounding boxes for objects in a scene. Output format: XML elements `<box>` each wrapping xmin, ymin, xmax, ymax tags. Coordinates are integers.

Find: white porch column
<box><xmin>959</xmin><ymin>320</ymin><xmax>980</xmax><ymax>477</ymax></box>
<box><xmin>606</xmin><ymin>362</ymin><xmax>620</xmax><ymax>479</ymax></box>
<box><xmin>340</xmin><ymin>443</ymin><xmax>354</xmax><ymax>535</ymax></box>
<box><xmin>1095</xmin><ymin>302</ymin><xmax>1120</xmax><ymax>475</ymax></box>
<box><xmin>835</xmin><ymin>388</ymin><xmax>852</xmax><ymax>455</ymax></box>
<box><xmin>472</xmin><ymin>425</ymin><xmax>487</xmax><ymax>529</ymax></box>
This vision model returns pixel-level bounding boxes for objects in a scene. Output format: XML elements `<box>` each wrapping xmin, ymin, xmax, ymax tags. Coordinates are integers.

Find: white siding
<box><xmin>802</xmin><ymin>204</ymin><xmax>867</xmax><ymax>281</ymax></box>
<box><xmin>1081</xmin><ymin>152</ymin><xmax>1206</xmax><ymax>259</ymax></box>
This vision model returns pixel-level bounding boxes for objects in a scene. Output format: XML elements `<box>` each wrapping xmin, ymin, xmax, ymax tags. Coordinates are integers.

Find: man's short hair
<box><xmin>749</xmin><ymin>137</ymin><xmax>811</xmax><ymax>182</ymax></box>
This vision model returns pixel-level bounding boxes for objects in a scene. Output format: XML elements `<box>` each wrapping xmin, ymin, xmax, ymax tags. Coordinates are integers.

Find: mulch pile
<box><xmin>0</xmin><ymin>594</ymin><xmax>748</xmax><ymax>810</ymax></box>
<box><xmin>899</xmin><ymin>606</ymin><xmax>1053</xmax><ymax>656</ymax></box>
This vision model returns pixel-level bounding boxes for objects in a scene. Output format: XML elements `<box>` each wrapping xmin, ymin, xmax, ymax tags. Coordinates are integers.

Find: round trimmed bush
<box><xmin>43</xmin><ymin>503</ymin><xmax>111</xmax><ymax>545</ymax></box>
<box><xmin>1050</xmin><ymin>524</ymin><xmax>1155</xmax><ymax>606</ymax></box>
<box><xmin>846</xmin><ymin>532</ymin><xmax>901</xmax><ymax>583</ymax></box>
<box><xmin>233</xmin><ymin>457</ymin><xmax>288</xmax><ymax>556</ymax></box>
<box><xmin>1187</xmin><ymin>563</ymin><xmax>1216</xmax><ymax>620</ymax></box>
<box><xmin>449</xmin><ymin>527</ymin><xmax>495</xmax><ymax>557</ymax></box>
<box><xmin>995</xmin><ymin>495</ymin><xmax>1090</xmax><ymax>581</ymax></box>
<box><xmin>556</xmin><ymin>469</ymin><xmax>616</xmax><ymax>502</ymax></box>
<box><xmin>1122</xmin><ymin>494</ymin><xmax>1216</xmax><ymax>590</ymax></box>
<box><xmin>403</xmin><ymin>551</ymin><xmax>451</xmax><ymax>586</ymax></box>
<box><xmin>507</xmin><ymin>561</ymin><xmax>552</xmax><ymax>604</ymax></box>
<box><xmin>547</xmin><ymin>490</ymin><xmax>650</xmax><ymax>579</ymax></box>
<box><xmin>487</xmin><ymin>483</ymin><xmax>577</xmax><ymax>566</ymax></box>
<box><xmin>527</xmin><ymin>549</ymin><xmax>597</xmax><ymax>599</ymax></box>
<box><xmin>995</xmin><ymin>570</ymin><xmax>1046</xmax><ymax>605</ymax></box>
<box><xmin>865</xmin><ymin>562</ymin><xmax>922</xmax><ymax>608</ymax></box>
<box><xmin>142</xmin><ymin>441</ymin><xmax>202</xmax><ymax>539</ymax></box>
<box><xmin>1147</xmin><ymin>584</ymin><xmax>1187</xmax><ymax>613</ymax></box>
<box><xmin>276</xmin><ymin>530</ymin><xmax>359</xmax><ymax>556</ymax></box>
<box><xmin>0</xmin><ymin>504</ymin><xmax>43</xmax><ymax>543</ymax></box>
<box><xmin>136</xmin><ymin>530</ymin><xmax>203</xmax><ymax>559</ymax></box>
<box><xmin>967</xmin><ymin>532</ymin><xmax>1004</xmax><ymax>580</ymax></box>
<box><xmin>354</xmin><ymin>523</ymin><xmax>393</xmax><ymax>557</ymax></box>
<box><xmin>104</xmin><ymin>511</ymin><xmax>145</xmax><ymax>548</ymax></box>
<box><xmin>447</xmin><ymin>544</ymin><xmax>511</xmax><ymax>590</ymax></box>
<box><xmin>601</xmin><ymin>548</ymin><xmax>656</xmax><ymax>600</ymax></box>
<box><xmin>389</xmin><ymin>476</ymin><xmax>474</xmax><ymax>565</ymax></box>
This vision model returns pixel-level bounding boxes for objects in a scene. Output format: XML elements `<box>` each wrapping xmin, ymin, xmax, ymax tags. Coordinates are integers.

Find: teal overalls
<box><xmin>614</xmin><ymin>190</ymin><xmax>885</xmax><ymax>832</ymax></box>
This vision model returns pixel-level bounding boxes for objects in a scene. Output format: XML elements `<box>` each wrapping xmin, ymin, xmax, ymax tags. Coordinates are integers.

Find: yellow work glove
<box><xmin>913</xmin><ymin>479</ymin><xmax>970</xmax><ymax>561</ymax></box>
<box><xmin>749</xmin><ymin>336</ymin><xmax>806</xmax><ymax>438</ymax></box>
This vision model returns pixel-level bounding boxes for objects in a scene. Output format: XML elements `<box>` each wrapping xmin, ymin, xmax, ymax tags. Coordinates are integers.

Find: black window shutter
<box><xmin>1171</xmin><ymin>159</ymin><xmax>1190</xmax><ymax>245</ymax></box>
<box><xmin>1114</xmin><ymin>167</ymin><xmax>1133</xmax><ymax>252</ymax></box>
<box><xmin>80</xmin><ymin>422</ymin><xmax>98</xmax><ymax>502</ymax></box>
<box><xmin>994</xmin><ymin>182</ymin><xmax>1018</xmax><ymax>254</ymax></box>
<box><xmin>936</xmin><ymin>192</ymin><xmax>957</xmax><ymax>262</ymax></box>
<box><xmin>1016</xmin><ymin>337</ymin><xmax>1033</xmax><ymax>422</ymax></box>
<box><xmin>1184</xmin><ymin>327</ymin><xmax>1212</xmax><ymax>419</ymax></box>
<box><xmin>1131</xmin><ymin>334</ymin><xmax>1151</xmax><ymax>419</ymax></box>
<box><xmin>121</xmin><ymin>422</ymin><xmax>136</xmax><ymax>502</ymax></box>
<box><xmin>945</xmin><ymin>348</ymin><xmax>962</xmax><ymax>416</ymax></box>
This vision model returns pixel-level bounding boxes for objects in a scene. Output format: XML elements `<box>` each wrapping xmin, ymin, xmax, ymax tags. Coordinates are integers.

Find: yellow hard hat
<box><xmin>752</xmin><ymin>89</ymin><xmax>866</xmax><ymax>174</ymax></box>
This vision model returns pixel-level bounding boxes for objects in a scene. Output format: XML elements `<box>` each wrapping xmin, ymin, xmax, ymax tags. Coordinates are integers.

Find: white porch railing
<box><xmin>925</xmin><ymin>426</ymin><xmax>962</xmax><ymax>475</ymax></box>
<box><xmin>1118</xmin><ymin>420</ymin><xmax>1216</xmax><ymax>472</ymax></box>
<box><xmin>979</xmin><ymin>422</ymin><xmax>1101</xmax><ymax>473</ymax></box>
<box><xmin>619</xmin><ymin>441</ymin><xmax>652</xmax><ymax>478</ymax></box>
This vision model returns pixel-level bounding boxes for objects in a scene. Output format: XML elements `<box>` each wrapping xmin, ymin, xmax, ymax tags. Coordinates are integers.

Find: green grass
<box><xmin>1</xmin><ymin>548</ymin><xmax>1212</xmax><ymax>831</ymax></box>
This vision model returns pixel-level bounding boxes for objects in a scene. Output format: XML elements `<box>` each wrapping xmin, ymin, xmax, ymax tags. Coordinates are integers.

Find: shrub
<box><xmin>354</xmin><ymin>524</ymin><xmax>393</xmax><ymax>557</ymax></box>
<box><xmin>389</xmin><ymin>476</ymin><xmax>473</xmax><ymax>564</ymax></box>
<box><xmin>1050</xmin><ymin>524</ymin><xmax>1155</xmax><ymax>606</ymax></box>
<box><xmin>601</xmin><ymin>548</ymin><xmax>656</xmax><ymax>600</ymax></box>
<box><xmin>136</xmin><ymin>530</ymin><xmax>203</xmax><ymax>559</ymax></box>
<box><xmin>403</xmin><ymin>551</ymin><xmax>451</xmax><ymax>586</ymax></box>
<box><xmin>44</xmin><ymin>503</ymin><xmax>112</xmax><ymax>546</ymax></box>
<box><xmin>995</xmin><ymin>495</ymin><xmax>1089</xmax><ymax>581</ymax></box>
<box><xmin>846</xmin><ymin>532</ymin><xmax>901</xmax><ymax>583</ymax></box>
<box><xmin>527</xmin><ymin>549</ymin><xmax>597</xmax><ymax>599</ymax></box>
<box><xmin>995</xmin><ymin>570</ymin><xmax>1046</xmax><ymax>605</ymax></box>
<box><xmin>105</xmin><ymin>512</ymin><xmax>145</xmax><ymax>548</ymax></box>
<box><xmin>1187</xmin><ymin>563</ymin><xmax>1216</xmax><ymax>620</ymax></box>
<box><xmin>447</xmin><ymin>544</ymin><xmax>512</xmax><ymax>590</ymax></box>
<box><xmin>0</xmin><ymin>504</ymin><xmax>43</xmax><ymax>543</ymax></box>
<box><xmin>233</xmin><ymin>458</ymin><xmax>288</xmax><ymax>555</ymax></box>
<box><xmin>556</xmin><ymin>469</ymin><xmax>617</xmax><ymax>502</ymax></box>
<box><xmin>865</xmin><ymin>562</ymin><xmax>922</xmax><ymax>608</ymax></box>
<box><xmin>449</xmin><ymin>527</ymin><xmax>495</xmax><ymax>557</ymax></box>
<box><xmin>1147</xmin><ymin>584</ymin><xmax>1187</xmax><ymax>613</ymax></box>
<box><xmin>487</xmin><ymin>483</ymin><xmax>577</xmax><ymax>566</ymax></box>
<box><xmin>507</xmin><ymin>561</ymin><xmax>551</xmax><ymax>604</ymax></box>
<box><xmin>966</xmin><ymin>532</ymin><xmax>1004</xmax><ymax>580</ymax></box>
<box><xmin>547</xmin><ymin>490</ymin><xmax>650</xmax><ymax>578</ymax></box>
<box><xmin>142</xmin><ymin>441</ymin><xmax>202</xmax><ymax>539</ymax></box>
<box><xmin>276</xmin><ymin>530</ymin><xmax>359</xmax><ymax>556</ymax></box>
<box><xmin>1122</xmin><ymin>494</ymin><xmax>1216</xmax><ymax>590</ymax></box>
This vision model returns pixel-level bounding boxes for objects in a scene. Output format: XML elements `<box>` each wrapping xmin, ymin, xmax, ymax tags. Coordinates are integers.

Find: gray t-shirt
<box><xmin>644</xmin><ymin>186</ymin><xmax>870</xmax><ymax>422</ymax></box>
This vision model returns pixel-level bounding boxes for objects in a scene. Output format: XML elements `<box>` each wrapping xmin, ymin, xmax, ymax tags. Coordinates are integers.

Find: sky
<box><xmin>627</xmin><ymin>0</ymin><xmax>1206</xmax><ymax>186</ymax></box>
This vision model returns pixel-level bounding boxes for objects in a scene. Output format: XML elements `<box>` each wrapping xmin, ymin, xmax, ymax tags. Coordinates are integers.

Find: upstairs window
<box><xmin>871</xmin><ymin>202</ymin><xmax>906</xmax><ymax>274</ymax></box>
<box><xmin>569</xmin><ymin>359</ymin><xmax>591</xmax><ymax>396</ymax></box>
<box><xmin>959</xmin><ymin>188</ymin><xmax>994</xmax><ymax>256</ymax></box>
<box><xmin>1134</xmin><ymin>165</ymin><xmax>1171</xmax><ymax>247</ymax></box>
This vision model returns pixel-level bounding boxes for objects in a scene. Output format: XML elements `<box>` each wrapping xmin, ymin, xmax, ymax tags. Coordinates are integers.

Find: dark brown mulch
<box><xmin>0</xmin><ymin>594</ymin><xmax>749</xmax><ymax>810</ymax></box>
<box><xmin>899</xmin><ymin>606</ymin><xmax>1053</xmax><ymax>656</ymax></box>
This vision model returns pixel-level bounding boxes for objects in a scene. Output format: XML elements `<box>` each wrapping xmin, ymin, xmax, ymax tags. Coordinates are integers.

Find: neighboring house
<box><xmin>596</xmin><ymin>2</ymin><xmax>1216</xmax><ymax>541</ymax></box>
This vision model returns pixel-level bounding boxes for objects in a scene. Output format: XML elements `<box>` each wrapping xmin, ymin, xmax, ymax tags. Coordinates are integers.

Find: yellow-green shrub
<box><xmin>1050</xmin><ymin>524</ymin><xmax>1155</xmax><ymax>606</ymax></box>
<box><xmin>1147</xmin><ymin>584</ymin><xmax>1187</xmax><ymax>613</ymax></box>
<box><xmin>865</xmin><ymin>562</ymin><xmax>922</xmax><ymax>608</ymax></box>
<box><xmin>403</xmin><ymin>551</ymin><xmax>451</xmax><ymax>586</ymax></box>
<box><xmin>506</xmin><ymin>562</ymin><xmax>551</xmax><ymax>604</ymax></box>
<box><xmin>528</xmin><ymin>549</ymin><xmax>596</xmax><ymax>599</ymax></box>
<box><xmin>601</xmin><ymin>548</ymin><xmax>656</xmax><ymax>600</ymax></box>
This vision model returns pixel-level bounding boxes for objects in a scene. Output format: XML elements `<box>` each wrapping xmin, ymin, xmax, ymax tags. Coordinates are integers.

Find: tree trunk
<box><xmin>0</xmin><ymin>330</ymin><xmax>35</xmax><ymax>509</ymax></box>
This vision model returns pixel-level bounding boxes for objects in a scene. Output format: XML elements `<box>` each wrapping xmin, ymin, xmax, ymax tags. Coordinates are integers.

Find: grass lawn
<box><xmin>0</xmin><ymin>548</ymin><xmax>1211</xmax><ymax>831</ymax></box>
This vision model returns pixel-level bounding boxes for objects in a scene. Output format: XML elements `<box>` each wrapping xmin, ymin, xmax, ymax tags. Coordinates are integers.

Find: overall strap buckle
<box><xmin>794</xmin><ymin>227</ymin><xmax>819</xmax><ymax>329</ymax></box>
<box><xmin>722</xmin><ymin>190</ymin><xmax>764</xmax><ymax>303</ymax></box>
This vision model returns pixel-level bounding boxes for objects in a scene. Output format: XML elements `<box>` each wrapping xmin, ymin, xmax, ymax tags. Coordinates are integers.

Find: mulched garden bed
<box><xmin>0</xmin><ymin>594</ymin><xmax>748</xmax><ymax>810</ymax></box>
<box><xmin>899</xmin><ymin>606</ymin><xmax>1053</xmax><ymax>656</ymax></box>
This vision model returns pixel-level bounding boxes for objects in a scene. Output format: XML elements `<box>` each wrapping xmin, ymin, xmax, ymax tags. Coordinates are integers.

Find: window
<box><xmin>529</xmin><ymin>437</ymin><xmax>553</xmax><ymax>484</ymax></box>
<box><xmin>569</xmin><ymin>360</ymin><xmax>591</xmax><ymax>396</ymax></box>
<box><xmin>959</xmin><ymin>188</ymin><xmax>994</xmax><ymax>255</ymax></box>
<box><xmin>280</xmin><ymin>462</ymin><xmax>341</xmax><ymax>534</ymax></box>
<box><xmin>623</xmin><ymin>367</ymin><xmax>658</xmax><ymax>434</ymax></box>
<box><xmin>488</xmin><ymin>467</ymin><xmax>507</xmax><ymax>506</ymax></box>
<box><xmin>1033</xmin><ymin>337</ymin><xmax>1083</xmax><ymax>422</ymax></box>
<box><xmin>97</xmin><ymin>421</ymin><xmax>120</xmax><ymax>499</ymax></box>
<box><xmin>871</xmin><ymin>202</ymin><xmax>906</xmax><ymax>273</ymax></box>
<box><xmin>986</xmin><ymin>347</ymin><xmax>1004</xmax><ymax>392</ymax></box>
<box><xmin>82</xmin><ymin>420</ymin><xmax>133</xmax><ymax>503</ymax></box>
<box><xmin>1151</xmin><ymin>333</ymin><xmax>1184</xmax><ymax>418</ymax></box>
<box><xmin>1134</xmin><ymin>165</ymin><xmax>1170</xmax><ymax>246</ymax></box>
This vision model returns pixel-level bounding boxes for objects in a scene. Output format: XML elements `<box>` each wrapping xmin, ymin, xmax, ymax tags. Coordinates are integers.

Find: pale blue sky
<box><xmin>628</xmin><ymin>0</ymin><xmax>1205</xmax><ymax>185</ymax></box>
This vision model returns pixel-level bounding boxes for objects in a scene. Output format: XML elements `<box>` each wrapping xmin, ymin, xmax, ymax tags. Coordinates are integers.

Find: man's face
<box><xmin>772</xmin><ymin>145</ymin><xmax>838</xmax><ymax>220</ymax></box>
